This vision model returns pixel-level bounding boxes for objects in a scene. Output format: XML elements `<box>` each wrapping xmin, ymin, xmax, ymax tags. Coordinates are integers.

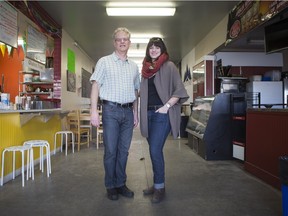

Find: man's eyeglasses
<box><xmin>115</xmin><ymin>38</ymin><xmax>130</xmax><ymax>43</ymax></box>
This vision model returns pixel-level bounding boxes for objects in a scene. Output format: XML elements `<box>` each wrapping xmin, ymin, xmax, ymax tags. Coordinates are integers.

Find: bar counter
<box><xmin>0</xmin><ymin>108</ymin><xmax>62</xmax><ymax>114</ymax></box>
<box><xmin>0</xmin><ymin>109</ymin><xmax>67</xmax><ymax>184</ymax></box>
<box><xmin>245</xmin><ymin>108</ymin><xmax>288</xmax><ymax>190</ymax></box>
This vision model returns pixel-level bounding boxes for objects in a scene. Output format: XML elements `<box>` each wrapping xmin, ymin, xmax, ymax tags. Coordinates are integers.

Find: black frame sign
<box><xmin>0</xmin><ymin>1</ymin><xmax>18</xmax><ymax>48</ymax></box>
<box><xmin>81</xmin><ymin>68</ymin><xmax>92</xmax><ymax>98</ymax></box>
<box><xmin>226</xmin><ymin>0</ymin><xmax>288</xmax><ymax>45</ymax></box>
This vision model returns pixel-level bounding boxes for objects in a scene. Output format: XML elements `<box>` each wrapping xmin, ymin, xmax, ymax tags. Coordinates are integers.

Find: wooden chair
<box><xmin>67</xmin><ymin>110</ymin><xmax>90</xmax><ymax>151</ymax></box>
<box><xmin>80</xmin><ymin>108</ymin><xmax>93</xmax><ymax>141</ymax></box>
<box><xmin>96</xmin><ymin>111</ymin><xmax>103</xmax><ymax>149</ymax></box>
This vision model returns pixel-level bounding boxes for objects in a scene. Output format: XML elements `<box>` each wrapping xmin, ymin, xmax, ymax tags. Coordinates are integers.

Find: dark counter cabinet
<box><xmin>245</xmin><ymin>109</ymin><xmax>288</xmax><ymax>189</ymax></box>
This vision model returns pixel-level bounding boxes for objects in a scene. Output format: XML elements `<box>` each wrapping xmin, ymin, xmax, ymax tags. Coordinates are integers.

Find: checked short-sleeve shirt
<box><xmin>90</xmin><ymin>52</ymin><xmax>140</xmax><ymax>104</ymax></box>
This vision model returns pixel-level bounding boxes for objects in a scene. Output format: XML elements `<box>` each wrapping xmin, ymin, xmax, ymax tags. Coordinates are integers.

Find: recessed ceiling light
<box><xmin>130</xmin><ymin>34</ymin><xmax>163</xmax><ymax>43</ymax></box>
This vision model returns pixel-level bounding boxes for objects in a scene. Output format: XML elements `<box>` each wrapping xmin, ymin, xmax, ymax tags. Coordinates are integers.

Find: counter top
<box><xmin>247</xmin><ymin>108</ymin><xmax>288</xmax><ymax>112</ymax></box>
<box><xmin>0</xmin><ymin>108</ymin><xmax>70</xmax><ymax>126</ymax></box>
<box><xmin>0</xmin><ymin>108</ymin><xmax>64</xmax><ymax>114</ymax></box>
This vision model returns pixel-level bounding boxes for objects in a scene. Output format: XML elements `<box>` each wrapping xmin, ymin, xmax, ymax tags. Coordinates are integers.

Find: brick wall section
<box><xmin>53</xmin><ymin>37</ymin><xmax>61</xmax><ymax>101</ymax></box>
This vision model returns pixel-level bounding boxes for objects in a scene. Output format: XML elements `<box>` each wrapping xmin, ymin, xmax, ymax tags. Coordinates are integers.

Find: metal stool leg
<box><xmin>1</xmin><ymin>150</ymin><xmax>6</xmax><ymax>186</ymax></box>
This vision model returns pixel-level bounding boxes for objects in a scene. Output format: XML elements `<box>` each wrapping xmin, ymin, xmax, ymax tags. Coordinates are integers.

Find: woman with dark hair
<box><xmin>140</xmin><ymin>37</ymin><xmax>189</xmax><ymax>203</ymax></box>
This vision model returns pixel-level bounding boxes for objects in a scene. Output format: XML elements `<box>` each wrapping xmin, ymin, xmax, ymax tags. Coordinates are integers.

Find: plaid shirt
<box><xmin>90</xmin><ymin>52</ymin><xmax>140</xmax><ymax>104</ymax></box>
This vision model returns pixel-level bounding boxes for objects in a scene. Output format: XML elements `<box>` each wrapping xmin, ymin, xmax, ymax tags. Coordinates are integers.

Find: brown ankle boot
<box><xmin>151</xmin><ymin>188</ymin><xmax>165</xmax><ymax>203</ymax></box>
<box><xmin>143</xmin><ymin>186</ymin><xmax>155</xmax><ymax>195</ymax></box>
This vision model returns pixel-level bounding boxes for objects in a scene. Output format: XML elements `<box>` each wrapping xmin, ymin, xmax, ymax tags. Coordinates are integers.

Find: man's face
<box><xmin>113</xmin><ymin>31</ymin><xmax>131</xmax><ymax>53</ymax></box>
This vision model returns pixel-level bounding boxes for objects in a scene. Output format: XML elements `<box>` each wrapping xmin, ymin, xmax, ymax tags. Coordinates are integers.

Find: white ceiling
<box><xmin>37</xmin><ymin>1</ymin><xmax>239</xmax><ymax>64</ymax></box>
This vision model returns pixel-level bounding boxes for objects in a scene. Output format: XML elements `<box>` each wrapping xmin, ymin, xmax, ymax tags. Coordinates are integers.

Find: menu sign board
<box><xmin>0</xmin><ymin>1</ymin><xmax>18</xmax><ymax>48</ymax></box>
<box><xmin>226</xmin><ymin>0</ymin><xmax>288</xmax><ymax>45</ymax></box>
<box><xmin>26</xmin><ymin>25</ymin><xmax>47</xmax><ymax>64</ymax></box>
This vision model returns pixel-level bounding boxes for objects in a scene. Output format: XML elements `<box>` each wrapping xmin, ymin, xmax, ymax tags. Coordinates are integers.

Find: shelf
<box><xmin>20</xmin><ymin>82</ymin><xmax>53</xmax><ymax>85</ymax></box>
<box><xmin>218</xmin><ymin>76</ymin><xmax>248</xmax><ymax>80</ymax></box>
<box><xmin>20</xmin><ymin>92</ymin><xmax>52</xmax><ymax>95</ymax></box>
<box><xmin>19</xmin><ymin>71</ymin><xmax>39</xmax><ymax>75</ymax></box>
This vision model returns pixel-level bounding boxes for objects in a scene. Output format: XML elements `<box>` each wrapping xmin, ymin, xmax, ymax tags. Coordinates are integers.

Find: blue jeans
<box><xmin>102</xmin><ymin>104</ymin><xmax>134</xmax><ymax>189</ymax></box>
<box><xmin>147</xmin><ymin>110</ymin><xmax>171</xmax><ymax>188</ymax></box>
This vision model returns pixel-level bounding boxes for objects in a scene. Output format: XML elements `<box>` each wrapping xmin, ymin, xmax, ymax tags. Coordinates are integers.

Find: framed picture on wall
<box><xmin>67</xmin><ymin>70</ymin><xmax>76</xmax><ymax>92</ymax></box>
<box><xmin>81</xmin><ymin>68</ymin><xmax>92</xmax><ymax>98</ymax></box>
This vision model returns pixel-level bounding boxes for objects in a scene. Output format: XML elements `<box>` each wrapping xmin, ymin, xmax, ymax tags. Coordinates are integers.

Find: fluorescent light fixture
<box><xmin>106</xmin><ymin>2</ymin><xmax>175</xmax><ymax>7</ymax></box>
<box><xmin>128</xmin><ymin>49</ymin><xmax>146</xmax><ymax>57</ymax></box>
<box><xmin>107</xmin><ymin>8</ymin><xmax>175</xmax><ymax>16</ymax></box>
<box><xmin>130</xmin><ymin>38</ymin><xmax>150</xmax><ymax>44</ymax></box>
<box><xmin>130</xmin><ymin>33</ymin><xmax>163</xmax><ymax>43</ymax></box>
<box><xmin>193</xmin><ymin>69</ymin><xmax>205</xmax><ymax>74</ymax></box>
<box><xmin>106</xmin><ymin>2</ymin><xmax>176</xmax><ymax>16</ymax></box>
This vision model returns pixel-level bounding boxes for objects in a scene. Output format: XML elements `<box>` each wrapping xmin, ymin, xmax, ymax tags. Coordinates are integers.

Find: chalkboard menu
<box><xmin>0</xmin><ymin>1</ymin><xmax>18</xmax><ymax>48</ymax></box>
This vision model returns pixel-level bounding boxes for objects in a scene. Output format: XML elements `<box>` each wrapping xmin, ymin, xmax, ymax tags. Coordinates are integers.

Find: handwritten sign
<box><xmin>26</xmin><ymin>25</ymin><xmax>47</xmax><ymax>64</ymax></box>
<box><xmin>0</xmin><ymin>1</ymin><xmax>18</xmax><ymax>48</ymax></box>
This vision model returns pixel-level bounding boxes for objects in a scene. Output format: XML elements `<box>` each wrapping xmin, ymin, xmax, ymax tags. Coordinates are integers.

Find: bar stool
<box><xmin>54</xmin><ymin>131</ymin><xmax>75</xmax><ymax>156</ymax></box>
<box><xmin>1</xmin><ymin>145</ymin><xmax>32</xmax><ymax>187</ymax></box>
<box><xmin>23</xmin><ymin>140</ymin><xmax>51</xmax><ymax>178</ymax></box>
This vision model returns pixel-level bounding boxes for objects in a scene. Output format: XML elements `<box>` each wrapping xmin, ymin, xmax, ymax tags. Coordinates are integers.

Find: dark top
<box><xmin>148</xmin><ymin>75</ymin><xmax>163</xmax><ymax>106</ymax></box>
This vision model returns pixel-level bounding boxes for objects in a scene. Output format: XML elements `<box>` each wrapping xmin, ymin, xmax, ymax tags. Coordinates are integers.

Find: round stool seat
<box><xmin>54</xmin><ymin>131</ymin><xmax>75</xmax><ymax>156</ymax></box>
<box><xmin>23</xmin><ymin>140</ymin><xmax>51</xmax><ymax>178</ymax></box>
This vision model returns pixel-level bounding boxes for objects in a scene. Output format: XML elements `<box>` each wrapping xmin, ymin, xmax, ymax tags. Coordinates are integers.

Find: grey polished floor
<box><xmin>0</xmin><ymin>128</ymin><xmax>282</xmax><ymax>216</ymax></box>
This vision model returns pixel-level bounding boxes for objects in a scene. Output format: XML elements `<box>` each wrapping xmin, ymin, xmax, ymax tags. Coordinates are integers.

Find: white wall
<box><xmin>181</xmin><ymin>14</ymin><xmax>229</xmax><ymax>75</ymax></box>
<box><xmin>61</xmin><ymin>30</ymin><xmax>96</xmax><ymax>111</ymax></box>
<box><xmin>194</xmin><ymin>15</ymin><xmax>229</xmax><ymax>62</ymax></box>
<box><xmin>215</xmin><ymin>52</ymin><xmax>283</xmax><ymax>67</ymax></box>
<box><xmin>181</xmin><ymin>15</ymin><xmax>230</xmax><ymax>102</ymax></box>
<box><xmin>181</xmin><ymin>49</ymin><xmax>195</xmax><ymax>105</ymax></box>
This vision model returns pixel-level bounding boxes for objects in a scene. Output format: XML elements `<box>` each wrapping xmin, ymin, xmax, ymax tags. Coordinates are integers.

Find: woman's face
<box><xmin>149</xmin><ymin>45</ymin><xmax>161</xmax><ymax>60</ymax></box>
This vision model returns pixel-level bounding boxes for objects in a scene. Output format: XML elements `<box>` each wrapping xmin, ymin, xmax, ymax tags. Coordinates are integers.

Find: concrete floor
<box><xmin>0</xmin><ymin>128</ymin><xmax>282</xmax><ymax>216</ymax></box>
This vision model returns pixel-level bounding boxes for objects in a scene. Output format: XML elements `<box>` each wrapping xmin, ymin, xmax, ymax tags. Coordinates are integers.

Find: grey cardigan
<box><xmin>140</xmin><ymin>61</ymin><xmax>189</xmax><ymax>139</ymax></box>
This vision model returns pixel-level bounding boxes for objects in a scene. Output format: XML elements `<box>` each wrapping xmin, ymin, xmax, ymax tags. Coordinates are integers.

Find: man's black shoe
<box><xmin>107</xmin><ymin>188</ymin><xmax>119</xmax><ymax>200</ymax></box>
<box><xmin>116</xmin><ymin>185</ymin><xmax>134</xmax><ymax>198</ymax></box>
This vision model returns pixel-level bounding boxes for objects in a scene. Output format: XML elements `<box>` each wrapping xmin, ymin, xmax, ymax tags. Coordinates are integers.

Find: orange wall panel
<box><xmin>0</xmin><ymin>46</ymin><xmax>25</xmax><ymax>103</ymax></box>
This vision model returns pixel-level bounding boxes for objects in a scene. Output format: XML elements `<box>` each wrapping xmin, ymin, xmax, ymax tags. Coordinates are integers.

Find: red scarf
<box><xmin>141</xmin><ymin>53</ymin><xmax>169</xmax><ymax>78</ymax></box>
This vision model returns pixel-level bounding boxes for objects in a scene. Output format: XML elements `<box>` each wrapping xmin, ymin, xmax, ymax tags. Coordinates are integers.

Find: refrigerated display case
<box><xmin>186</xmin><ymin>93</ymin><xmax>246</xmax><ymax>160</ymax></box>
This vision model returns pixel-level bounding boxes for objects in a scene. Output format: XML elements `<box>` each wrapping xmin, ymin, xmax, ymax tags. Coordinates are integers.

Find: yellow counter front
<box><xmin>0</xmin><ymin>109</ymin><xmax>64</xmax><ymax>184</ymax></box>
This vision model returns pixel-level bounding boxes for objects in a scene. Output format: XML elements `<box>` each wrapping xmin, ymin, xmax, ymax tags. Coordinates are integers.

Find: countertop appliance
<box><xmin>246</xmin><ymin>81</ymin><xmax>283</xmax><ymax>108</ymax></box>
